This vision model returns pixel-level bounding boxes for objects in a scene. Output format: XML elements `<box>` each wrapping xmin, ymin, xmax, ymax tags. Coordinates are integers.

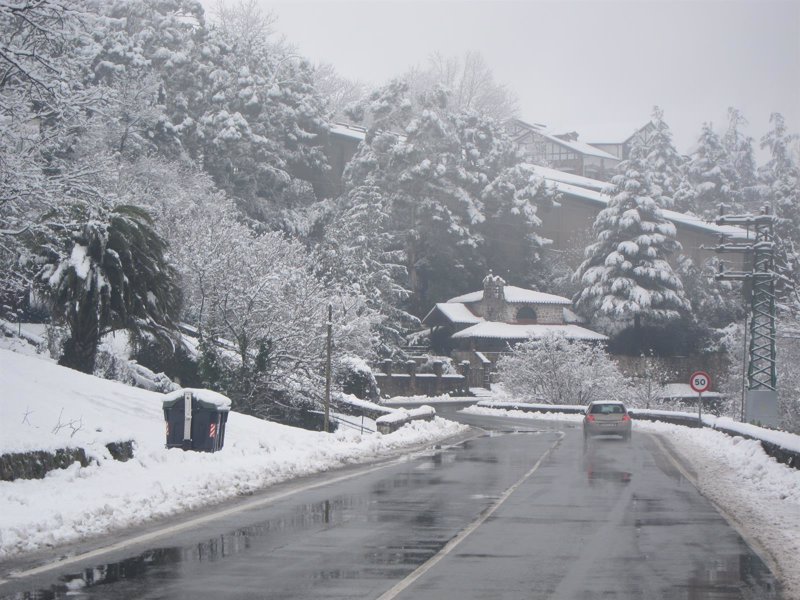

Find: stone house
<box><xmin>422</xmin><ymin>273</ymin><xmax>608</xmax><ymax>386</ymax></box>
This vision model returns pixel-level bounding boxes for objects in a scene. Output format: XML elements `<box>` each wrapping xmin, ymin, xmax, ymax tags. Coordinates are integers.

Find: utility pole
<box><xmin>324</xmin><ymin>304</ymin><xmax>332</xmax><ymax>433</ymax></box>
<box><xmin>715</xmin><ymin>205</ymin><xmax>779</xmax><ymax>426</ymax></box>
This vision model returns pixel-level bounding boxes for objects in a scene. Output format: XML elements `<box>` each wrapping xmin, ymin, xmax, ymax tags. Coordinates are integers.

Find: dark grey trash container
<box><xmin>163</xmin><ymin>389</ymin><xmax>231</xmax><ymax>452</ymax></box>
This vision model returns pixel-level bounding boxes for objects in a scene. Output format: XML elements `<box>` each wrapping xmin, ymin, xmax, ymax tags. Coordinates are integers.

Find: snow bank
<box><xmin>0</xmin><ymin>349</ymin><xmax>467</xmax><ymax>559</ymax></box>
<box><xmin>463</xmin><ymin>404</ymin><xmax>585</xmax><ymax>422</ymax></box>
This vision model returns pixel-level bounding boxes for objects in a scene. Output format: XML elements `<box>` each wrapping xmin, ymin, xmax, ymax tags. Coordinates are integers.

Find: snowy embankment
<box><xmin>0</xmin><ymin>349</ymin><xmax>467</xmax><ymax>560</ymax></box>
<box><xmin>463</xmin><ymin>403</ymin><xmax>800</xmax><ymax>597</ymax></box>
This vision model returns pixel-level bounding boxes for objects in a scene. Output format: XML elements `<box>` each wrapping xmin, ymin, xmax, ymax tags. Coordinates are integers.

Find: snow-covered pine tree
<box><xmin>574</xmin><ymin>137</ymin><xmax>690</xmax><ymax>348</ymax></box>
<box><xmin>760</xmin><ymin>112</ymin><xmax>800</xmax><ymax>308</ymax></box>
<box><xmin>682</xmin><ymin>122</ymin><xmax>740</xmax><ymax>219</ymax></box>
<box><xmin>643</xmin><ymin>106</ymin><xmax>684</xmax><ymax>209</ymax></box>
<box><xmin>344</xmin><ymin>81</ymin><xmax>551</xmax><ymax>316</ymax></box>
<box><xmin>344</xmin><ymin>83</ymin><xmax>488</xmax><ymax>315</ymax></box>
<box><xmin>760</xmin><ymin>113</ymin><xmax>800</xmax><ymax>245</ymax></box>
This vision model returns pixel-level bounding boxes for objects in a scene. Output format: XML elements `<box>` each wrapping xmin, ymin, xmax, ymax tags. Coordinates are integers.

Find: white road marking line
<box><xmin>376</xmin><ymin>431</ymin><xmax>565</xmax><ymax>600</ymax></box>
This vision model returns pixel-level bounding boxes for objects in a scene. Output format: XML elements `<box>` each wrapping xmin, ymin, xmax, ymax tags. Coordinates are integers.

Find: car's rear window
<box><xmin>590</xmin><ymin>404</ymin><xmax>625</xmax><ymax>414</ymax></box>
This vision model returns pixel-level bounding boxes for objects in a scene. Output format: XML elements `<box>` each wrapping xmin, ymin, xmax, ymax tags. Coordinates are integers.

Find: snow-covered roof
<box><xmin>329</xmin><ymin>122</ymin><xmax>366</xmax><ymax>142</ymax></box>
<box><xmin>511</xmin><ymin>120</ymin><xmax>620</xmax><ymax>161</ymax></box>
<box><xmin>539</xmin><ymin>175</ymin><xmax>750</xmax><ymax>240</ymax></box>
<box><xmin>562</xmin><ymin>308</ymin><xmax>585</xmax><ymax>324</ymax></box>
<box><xmin>423</xmin><ymin>302</ymin><xmax>482</xmax><ymax>325</ymax></box>
<box><xmin>448</xmin><ymin>285</ymin><xmax>572</xmax><ymax>305</ymax></box>
<box><xmin>529</xmin><ymin>165</ymin><xmax>608</xmax><ymax>191</ymax></box>
<box><xmin>163</xmin><ymin>388</ymin><xmax>232</xmax><ymax>411</ymax></box>
<box><xmin>547</xmin><ymin>134</ymin><xmax>621</xmax><ymax>161</ymax></box>
<box><xmin>451</xmin><ymin>323</ymin><xmax>608</xmax><ymax>342</ymax></box>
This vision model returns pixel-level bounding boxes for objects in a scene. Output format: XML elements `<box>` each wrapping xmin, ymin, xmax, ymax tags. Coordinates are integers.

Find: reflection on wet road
<box><xmin>0</xmin><ymin>407</ymin><xmax>781</xmax><ymax>599</ymax></box>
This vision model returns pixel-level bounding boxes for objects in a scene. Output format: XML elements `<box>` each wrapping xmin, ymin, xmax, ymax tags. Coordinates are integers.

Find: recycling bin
<box><xmin>163</xmin><ymin>389</ymin><xmax>231</xmax><ymax>452</ymax></box>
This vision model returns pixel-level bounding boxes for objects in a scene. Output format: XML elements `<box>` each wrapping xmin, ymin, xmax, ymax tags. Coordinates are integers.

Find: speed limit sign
<box><xmin>690</xmin><ymin>371</ymin><xmax>711</xmax><ymax>393</ymax></box>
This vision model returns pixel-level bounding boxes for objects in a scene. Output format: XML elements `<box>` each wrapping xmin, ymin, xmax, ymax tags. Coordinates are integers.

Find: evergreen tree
<box><xmin>643</xmin><ymin>106</ymin><xmax>684</xmax><ymax>209</ymax></box>
<box><xmin>574</xmin><ymin>138</ymin><xmax>690</xmax><ymax>349</ymax></box>
<box><xmin>682</xmin><ymin>122</ymin><xmax>740</xmax><ymax>218</ymax></box>
<box><xmin>760</xmin><ymin>113</ymin><xmax>800</xmax><ymax>245</ymax></box>
<box><xmin>760</xmin><ymin>112</ymin><xmax>800</xmax><ymax>307</ymax></box>
<box><xmin>344</xmin><ymin>82</ymin><xmax>554</xmax><ymax>316</ymax></box>
<box><xmin>723</xmin><ymin>108</ymin><xmax>760</xmax><ymax>211</ymax></box>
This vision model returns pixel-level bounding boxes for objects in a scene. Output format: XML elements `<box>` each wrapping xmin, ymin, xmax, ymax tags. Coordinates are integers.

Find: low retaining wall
<box><xmin>0</xmin><ymin>441</ymin><xmax>135</xmax><ymax>482</ymax></box>
<box><xmin>376</xmin><ymin>406</ymin><xmax>436</xmax><ymax>434</ymax></box>
<box><xmin>375</xmin><ymin>359</ymin><xmax>470</xmax><ymax>397</ymax></box>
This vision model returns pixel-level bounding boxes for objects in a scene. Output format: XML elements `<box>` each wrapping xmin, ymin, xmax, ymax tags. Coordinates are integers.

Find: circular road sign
<box><xmin>690</xmin><ymin>371</ymin><xmax>712</xmax><ymax>393</ymax></box>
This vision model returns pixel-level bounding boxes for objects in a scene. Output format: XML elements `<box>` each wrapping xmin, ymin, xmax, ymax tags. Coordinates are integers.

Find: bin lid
<box><xmin>162</xmin><ymin>388</ymin><xmax>232</xmax><ymax>411</ymax></box>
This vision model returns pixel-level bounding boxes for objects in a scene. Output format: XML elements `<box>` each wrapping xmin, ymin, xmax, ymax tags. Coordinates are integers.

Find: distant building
<box><xmin>506</xmin><ymin>119</ymin><xmax>621</xmax><ymax>180</ymax></box>
<box><xmin>423</xmin><ymin>273</ymin><xmax>607</xmax><ymax>386</ymax></box>
<box><xmin>588</xmin><ymin>121</ymin><xmax>658</xmax><ymax>160</ymax></box>
<box><xmin>528</xmin><ymin>165</ymin><xmax>749</xmax><ymax>269</ymax></box>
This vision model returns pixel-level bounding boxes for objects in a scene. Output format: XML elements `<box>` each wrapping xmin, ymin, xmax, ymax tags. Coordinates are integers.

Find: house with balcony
<box><xmin>506</xmin><ymin>119</ymin><xmax>621</xmax><ymax>180</ymax></box>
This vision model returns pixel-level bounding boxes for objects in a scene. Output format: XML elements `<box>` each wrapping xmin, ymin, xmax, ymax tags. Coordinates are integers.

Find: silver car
<box><xmin>583</xmin><ymin>401</ymin><xmax>632</xmax><ymax>441</ymax></box>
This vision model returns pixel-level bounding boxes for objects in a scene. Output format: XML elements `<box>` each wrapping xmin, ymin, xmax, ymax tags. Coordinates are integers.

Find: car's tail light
<box><xmin>622</xmin><ymin>414</ymin><xmax>631</xmax><ymax>422</ymax></box>
<box><xmin>586</xmin><ymin>414</ymin><xmax>596</xmax><ymax>422</ymax></box>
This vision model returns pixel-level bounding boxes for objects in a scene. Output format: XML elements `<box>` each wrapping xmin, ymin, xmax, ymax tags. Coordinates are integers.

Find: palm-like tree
<box><xmin>39</xmin><ymin>204</ymin><xmax>180</xmax><ymax>373</ymax></box>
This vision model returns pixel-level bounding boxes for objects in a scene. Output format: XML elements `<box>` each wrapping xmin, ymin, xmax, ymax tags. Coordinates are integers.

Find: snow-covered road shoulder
<box><xmin>0</xmin><ymin>349</ymin><xmax>467</xmax><ymax>560</ymax></box>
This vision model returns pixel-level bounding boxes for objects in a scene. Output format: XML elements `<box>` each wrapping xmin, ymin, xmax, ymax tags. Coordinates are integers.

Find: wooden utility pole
<box><xmin>324</xmin><ymin>304</ymin><xmax>332</xmax><ymax>433</ymax></box>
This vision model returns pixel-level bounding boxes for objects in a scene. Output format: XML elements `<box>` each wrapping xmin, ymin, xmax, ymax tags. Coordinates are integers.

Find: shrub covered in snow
<box><xmin>496</xmin><ymin>333</ymin><xmax>629</xmax><ymax>405</ymax></box>
<box><xmin>416</xmin><ymin>355</ymin><xmax>457</xmax><ymax>375</ymax></box>
<box><xmin>335</xmin><ymin>355</ymin><xmax>379</xmax><ymax>401</ymax></box>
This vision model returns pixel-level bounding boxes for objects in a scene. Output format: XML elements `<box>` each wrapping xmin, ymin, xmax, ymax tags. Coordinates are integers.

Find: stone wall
<box><xmin>612</xmin><ymin>353</ymin><xmax>731</xmax><ymax>389</ymax></box>
<box><xmin>374</xmin><ymin>359</ymin><xmax>471</xmax><ymax>397</ymax></box>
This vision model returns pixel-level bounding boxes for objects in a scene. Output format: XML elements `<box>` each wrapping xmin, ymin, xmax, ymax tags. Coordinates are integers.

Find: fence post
<box><xmin>460</xmin><ymin>361</ymin><xmax>471</xmax><ymax>394</ymax></box>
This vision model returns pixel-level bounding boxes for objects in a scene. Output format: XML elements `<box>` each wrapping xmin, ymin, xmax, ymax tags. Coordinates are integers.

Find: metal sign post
<box><xmin>690</xmin><ymin>371</ymin><xmax>711</xmax><ymax>425</ymax></box>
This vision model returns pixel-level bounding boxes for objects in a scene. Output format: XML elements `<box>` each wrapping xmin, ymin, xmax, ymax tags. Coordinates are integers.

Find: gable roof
<box><xmin>510</xmin><ymin>119</ymin><xmax>620</xmax><ymax>161</ymax></box>
<box><xmin>447</xmin><ymin>285</ymin><xmax>572</xmax><ymax>305</ymax></box>
<box><xmin>423</xmin><ymin>302</ymin><xmax>482</xmax><ymax>326</ymax></box>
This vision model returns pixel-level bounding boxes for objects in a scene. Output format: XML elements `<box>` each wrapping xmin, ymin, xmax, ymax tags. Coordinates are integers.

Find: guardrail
<box><xmin>475</xmin><ymin>400</ymin><xmax>800</xmax><ymax>470</ymax></box>
<box><xmin>376</xmin><ymin>406</ymin><xmax>436</xmax><ymax>434</ymax></box>
<box><xmin>333</xmin><ymin>414</ymin><xmax>376</xmax><ymax>435</ymax></box>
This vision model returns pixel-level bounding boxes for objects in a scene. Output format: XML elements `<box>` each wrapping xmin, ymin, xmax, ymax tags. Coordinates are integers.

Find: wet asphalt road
<box><xmin>0</xmin><ymin>406</ymin><xmax>781</xmax><ymax>599</ymax></box>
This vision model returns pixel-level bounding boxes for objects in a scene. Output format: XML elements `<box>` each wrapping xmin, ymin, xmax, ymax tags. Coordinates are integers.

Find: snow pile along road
<box><xmin>0</xmin><ymin>349</ymin><xmax>466</xmax><ymax>560</ymax></box>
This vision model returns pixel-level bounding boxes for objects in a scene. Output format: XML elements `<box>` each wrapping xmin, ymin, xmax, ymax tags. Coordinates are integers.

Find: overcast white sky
<box><xmin>208</xmin><ymin>0</ymin><xmax>800</xmax><ymax>157</ymax></box>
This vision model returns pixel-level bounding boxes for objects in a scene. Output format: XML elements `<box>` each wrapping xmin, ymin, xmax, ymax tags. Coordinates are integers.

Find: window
<box><xmin>516</xmin><ymin>306</ymin><xmax>537</xmax><ymax>322</ymax></box>
<box><xmin>590</xmin><ymin>403</ymin><xmax>626</xmax><ymax>414</ymax></box>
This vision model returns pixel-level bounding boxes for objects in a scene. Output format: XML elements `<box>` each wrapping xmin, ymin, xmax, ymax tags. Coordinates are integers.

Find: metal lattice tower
<box><xmin>715</xmin><ymin>207</ymin><xmax>777</xmax><ymax>391</ymax></box>
<box><xmin>748</xmin><ymin>223</ymin><xmax>777</xmax><ymax>389</ymax></box>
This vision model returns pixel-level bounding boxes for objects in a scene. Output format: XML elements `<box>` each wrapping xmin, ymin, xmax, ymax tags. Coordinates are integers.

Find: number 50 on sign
<box><xmin>690</xmin><ymin>371</ymin><xmax>711</xmax><ymax>393</ymax></box>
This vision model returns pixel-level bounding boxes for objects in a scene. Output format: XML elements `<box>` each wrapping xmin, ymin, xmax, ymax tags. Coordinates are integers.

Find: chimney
<box><xmin>482</xmin><ymin>271</ymin><xmax>506</xmax><ymax>322</ymax></box>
